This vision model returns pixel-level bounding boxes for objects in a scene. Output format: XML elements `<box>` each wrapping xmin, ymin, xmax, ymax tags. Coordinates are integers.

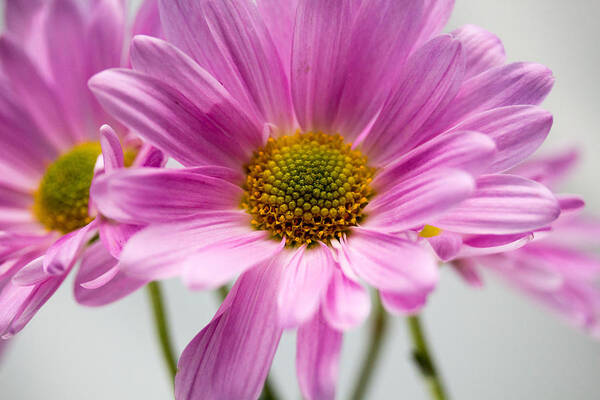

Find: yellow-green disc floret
<box><xmin>242</xmin><ymin>131</ymin><xmax>376</xmax><ymax>247</ymax></box>
<box><xmin>33</xmin><ymin>142</ymin><xmax>102</xmax><ymax>233</ymax></box>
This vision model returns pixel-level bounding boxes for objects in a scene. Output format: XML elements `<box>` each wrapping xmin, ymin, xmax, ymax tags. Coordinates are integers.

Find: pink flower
<box><xmin>89</xmin><ymin>0</ymin><xmax>561</xmax><ymax>398</ymax></box>
<box><xmin>452</xmin><ymin>149</ymin><xmax>600</xmax><ymax>336</ymax></box>
<box><xmin>0</xmin><ymin>0</ymin><xmax>162</xmax><ymax>339</ymax></box>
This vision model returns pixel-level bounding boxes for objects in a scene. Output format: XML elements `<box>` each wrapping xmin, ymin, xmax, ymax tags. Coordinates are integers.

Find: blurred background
<box><xmin>1</xmin><ymin>0</ymin><xmax>599</xmax><ymax>399</ymax></box>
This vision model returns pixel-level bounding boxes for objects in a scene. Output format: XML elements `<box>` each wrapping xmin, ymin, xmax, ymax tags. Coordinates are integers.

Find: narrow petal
<box><xmin>159</xmin><ymin>0</ymin><xmax>293</xmax><ymax>131</ymax></box>
<box><xmin>362</xmin><ymin>34</ymin><xmax>464</xmax><ymax>164</ymax></box>
<box><xmin>87</xmin><ymin>0</ymin><xmax>126</xmax><ymax>73</ymax></box>
<box><xmin>99</xmin><ymin>125</ymin><xmax>124</xmax><ymax>173</ymax></box>
<box><xmin>74</xmin><ymin>242</ymin><xmax>148</xmax><ymax>307</ymax></box>
<box><xmin>130</xmin><ymin>35</ymin><xmax>265</xmax><ymax>153</ymax></box>
<box><xmin>426</xmin><ymin>230</ymin><xmax>463</xmax><ymax>262</ymax></box>
<box><xmin>340</xmin><ymin>228</ymin><xmax>438</xmax><ymax>295</ymax></box>
<box><xmin>175</xmin><ymin>260</ymin><xmax>283</xmax><ymax>400</ymax></box>
<box><xmin>131</xmin><ymin>0</ymin><xmax>162</xmax><ymax>38</ymax></box>
<box><xmin>0</xmin><ymin>272</ymin><xmax>67</xmax><ymax>339</ymax></box>
<box><xmin>119</xmin><ymin>212</ymin><xmax>252</xmax><ymax>280</ymax></box>
<box><xmin>457</xmin><ymin>232</ymin><xmax>534</xmax><ymax>258</ymax></box>
<box><xmin>89</xmin><ymin>69</ymin><xmax>256</xmax><ymax>168</ymax></box>
<box><xmin>181</xmin><ymin>232</ymin><xmax>284</xmax><ymax>290</ymax></box>
<box><xmin>43</xmin><ymin>220</ymin><xmax>98</xmax><ymax>275</ymax></box>
<box><xmin>380</xmin><ymin>289</ymin><xmax>430</xmax><ymax>315</ymax></box>
<box><xmin>278</xmin><ymin>245</ymin><xmax>334</xmax><ymax>329</ymax></box>
<box><xmin>557</xmin><ymin>194</ymin><xmax>585</xmax><ymax>216</ymax></box>
<box><xmin>508</xmin><ymin>148</ymin><xmax>579</xmax><ymax>186</ymax></box>
<box><xmin>91</xmin><ymin>167</ymin><xmax>243</xmax><ymax>225</ymax></box>
<box><xmin>373</xmin><ymin>130</ymin><xmax>496</xmax><ymax>190</ymax></box>
<box><xmin>297</xmin><ymin>310</ymin><xmax>343</xmax><ymax>400</ymax></box>
<box><xmin>451</xmin><ymin>25</ymin><xmax>506</xmax><ymax>79</ymax></box>
<box><xmin>451</xmin><ymin>258</ymin><xmax>484</xmax><ymax>287</ymax></box>
<box><xmin>332</xmin><ymin>0</ymin><xmax>426</xmax><ymax>141</ymax></box>
<box><xmin>98</xmin><ymin>219</ymin><xmax>140</xmax><ymax>259</ymax></box>
<box><xmin>448</xmin><ymin>105</ymin><xmax>553</xmax><ymax>173</ymax></box>
<box><xmin>366</xmin><ymin>169</ymin><xmax>475</xmax><ymax>232</ymax></box>
<box><xmin>422</xmin><ymin>62</ymin><xmax>554</xmax><ymax>136</ymax></box>
<box><xmin>435</xmin><ymin>174</ymin><xmax>561</xmax><ymax>234</ymax></box>
<box><xmin>322</xmin><ymin>267</ymin><xmax>371</xmax><ymax>331</ymax></box>
<box><xmin>415</xmin><ymin>0</ymin><xmax>455</xmax><ymax>46</ymax></box>
<box><xmin>256</xmin><ymin>0</ymin><xmax>298</xmax><ymax>77</ymax></box>
<box><xmin>5</xmin><ymin>0</ymin><xmax>43</xmax><ymax>38</ymax></box>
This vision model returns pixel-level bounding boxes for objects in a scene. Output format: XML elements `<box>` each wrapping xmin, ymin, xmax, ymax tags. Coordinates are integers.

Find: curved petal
<box><xmin>89</xmin><ymin>68</ymin><xmax>259</xmax><ymax>168</ymax></box>
<box><xmin>435</xmin><ymin>174</ymin><xmax>561</xmax><ymax>234</ymax></box>
<box><xmin>373</xmin><ymin>130</ymin><xmax>496</xmax><ymax>190</ymax></box>
<box><xmin>297</xmin><ymin>310</ymin><xmax>342</xmax><ymax>400</ymax></box>
<box><xmin>43</xmin><ymin>220</ymin><xmax>98</xmax><ymax>275</ymax></box>
<box><xmin>119</xmin><ymin>211</ymin><xmax>252</xmax><ymax>280</ymax></box>
<box><xmin>322</xmin><ymin>267</ymin><xmax>371</xmax><ymax>331</ymax></box>
<box><xmin>421</xmin><ymin>62</ymin><xmax>554</xmax><ymax>137</ymax></box>
<box><xmin>87</xmin><ymin>0</ymin><xmax>126</xmax><ymax>73</ymax></box>
<box><xmin>74</xmin><ymin>242</ymin><xmax>148</xmax><ymax>307</ymax></box>
<box><xmin>557</xmin><ymin>194</ymin><xmax>585</xmax><ymax>216</ymax></box>
<box><xmin>256</xmin><ymin>0</ymin><xmax>298</xmax><ymax>77</ymax></box>
<box><xmin>181</xmin><ymin>233</ymin><xmax>284</xmax><ymax>290</ymax></box>
<box><xmin>91</xmin><ymin>167</ymin><xmax>242</xmax><ymax>225</ymax></box>
<box><xmin>451</xmin><ymin>25</ymin><xmax>506</xmax><ymax>79</ymax></box>
<box><xmin>508</xmin><ymin>148</ymin><xmax>579</xmax><ymax>186</ymax></box>
<box><xmin>366</xmin><ymin>169</ymin><xmax>475</xmax><ymax>232</ymax></box>
<box><xmin>380</xmin><ymin>289</ymin><xmax>430</xmax><ymax>315</ymax></box>
<box><xmin>98</xmin><ymin>219</ymin><xmax>140</xmax><ymax>259</ymax></box>
<box><xmin>130</xmin><ymin>35</ymin><xmax>265</xmax><ymax>152</ymax></box>
<box><xmin>99</xmin><ymin>124</ymin><xmax>124</xmax><ymax>173</ymax></box>
<box><xmin>426</xmin><ymin>230</ymin><xmax>463</xmax><ymax>262</ymax></box>
<box><xmin>361</xmin><ymin>34</ymin><xmax>465</xmax><ymax>164</ymax></box>
<box><xmin>415</xmin><ymin>0</ymin><xmax>455</xmax><ymax>47</ymax></box>
<box><xmin>340</xmin><ymin>228</ymin><xmax>438</xmax><ymax>295</ymax></box>
<box><xmin>159</xmin><ymin>0</ymin><xmax>293</xmax><ymax>131</ymax></box>
<box><xmin>175</xmin><ymin>259</ymin><xmax>283</xmax><ymax>400</ymax></box>
<box><xmin>131</xmin><ymin>0</ymin><xmax>162</xmax><ymax>38</ymax></box>
<box><xmin>448</xmin><ymin>105</ymin><xmax>553</xmax><ymax>173</ymax></box>
<box><xmin>278</xmin><ymin>245</ymin><xmax>334</xmax><ymax>329</ymax></box>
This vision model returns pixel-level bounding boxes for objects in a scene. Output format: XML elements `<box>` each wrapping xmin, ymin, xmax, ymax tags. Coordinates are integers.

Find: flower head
<box><xmin>90</xmin><ymin>0</ymin><xmax>562</xmax><ymax>398</ymax></box>
<box><xmin>0</xmin><ymin>0</ymin><xmax>162</xmax><ymax>339</ymax></box>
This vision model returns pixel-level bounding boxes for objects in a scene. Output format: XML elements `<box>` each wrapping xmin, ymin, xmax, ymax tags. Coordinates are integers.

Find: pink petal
<box><xmin>175</xmin><ymin>260</ymin><xmax>283</xmax><ymax>400</ymax></box>
<box><xmin>457</xmin><ymin>232</ymin><xmax>534</xmax><ymax>258</ymax></box>
<box><xmin>159</xmin><ymin>0</ymin><xmax>293</xmax><ymax>131</ymax></box>
<box><xmin>99</xmin><ymin>124</ymin><xmax>124</xmax><ymax>173</ymax></box>
<box><xmin>366</xmin><ymin>168</ymin><xmax>475</xmax><ymax>232</ymax></box>
<box><xmin>91</xmin><ymin>167</ymin><xmax>242</xmax><ymax>225</ymax></box>
<box><xmin>256</xmin><ymin>0</ymin><xmax>298</xmax><ymax>77</ymax></box>
<box><xmin>5</xmin><ymin>0</ymin><xmax>43</xmax><ymax>38</ymax></box>
<box><xmin>98</xmin><ymin>218</ymin><xmax>140</xmax><ymax>259</ymax></box>
<box><xmin>380</xmin><ymin>290</ymin><xmax>430</xmax><ymax>315</ymax></box>
<box><xmin>74</xmin><ymin>242</ymin><xmax>148</xmax><ymax>307</ymax></box>
<box><xmin>89</xmin><ymin>68</ymin><xmax>257</xmax><ymax>168</ymax></box>
<box><xmin>331</xmin><ymin>0</ymin><xmax>427</xmax><ymax>141</ymax></box>
<box><xmin>415</xmin><ymin>0</ymin><xmax>455</xmax><ymax>47</ymax></box>
<box><xmin>451</xmin><ymin>25</ymin><xmax>506</xmax><ymax>79</ymax></box>
<box><xmin>322</xmin><ymin>267</ymin><xmax>371</xmax><ymax>331</ymax></box>
<box><xmin>119</xmin><ymin>211</ymin><xmax>252</xmax><ymax>280</ymax></box>
<box><xmin>557</xmin><ymin>194</ymin><xmax>585</xmax><ymax>216</ymax></box>
<box><xmin>297</xmin><ymin>310</ymin><xmax>343</xmax><ymax>400</ymax></box>
<box><xmin>362</xmin><ymin>34</ymin><xmax>465</xmax><ymax>164</ymax></box>
<box><xmin>340</xmin><ymin>228</ymin><xmax>438</xmax><ymax>295</ymax></box>
<box><xmin>508</xmin><ymin>148</ymin><xmax>579</xmax><ymax>185</ymax></box>
<box><xmin>11</xmin><ymin>256</ymin><xmax>47</xmax><ymax>286</ymax></box>
<box><xmin>278</xmin><ymin>245</ymin><xmax>334</xmax><ymax>329</ymax></box>
<box><xmin>87</xmin><ymin>0</ymin><xmax>126</xmax><ymax>73</ymax></box>
<box><xmin>423</xmin><ymin>62</ymin><xmax>554</xmax><ymax>137</ymax></box>
<box><xmin>373</xmin><ymin>130</ymin><xmax>496</xmax><ymax>190</ymax></box>
<box><xmin>426</xmin><ymin>230</ymin><xmax>463</xmax><ymax>262</ymax></box>
<box><xmin>448</xmin><ymin>105</ymin><xmax>553</xmax><ymax>173</ymax></box>
<box><xmin>43</xmin><ymin>220</ymin><xmax>98</xmax><ymax>275</ymax></box>
<box><xmin>131</xmin><ymin>0</ymin><xmax>162</xmax><ymax>38</ymax></box>
<box><xmin>130</xmin><ymin>35</ymin><xmax>265</xmax><ymax>153</ymax></box>
<box><xmin>451</xmin><ymin>258</ymin><xmax>484</xmax><ymax>287</ymax></box>
<box><xmin>182</xmin><ymin>233</ymin><xmax>284</xmax><ymax>290</ymax></box>
<box><xmin>435</xmin><ymin>174</ymin><xmax>561</xmax><ymax>234</ymax></box>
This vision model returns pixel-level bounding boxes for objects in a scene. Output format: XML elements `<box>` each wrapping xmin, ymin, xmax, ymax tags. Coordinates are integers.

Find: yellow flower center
<box><xmin>33</xmin><ymin>142</ymin><xmax>102</xmax><ymax>233</ymax></box>
<box><xmin>242</xmin><ymin>132</ymin><xmax>376</xmax><ymax>247</ymax></box>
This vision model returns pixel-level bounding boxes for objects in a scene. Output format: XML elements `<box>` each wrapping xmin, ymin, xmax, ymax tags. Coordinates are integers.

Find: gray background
<box><xmin>1</xmin><ymin>0</ymin><xmax>600</xmax><ymax>399</ymax></box>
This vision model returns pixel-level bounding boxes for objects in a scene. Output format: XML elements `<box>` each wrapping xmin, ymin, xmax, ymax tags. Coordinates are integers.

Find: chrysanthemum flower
<box><xmin>0</xmin><ymin>0</ymin><xmax>162</xmax><ymax>339</ymax></box>
<box><xmin>451</xmin><ymin>149</ymin><xmax>600</xmax><ymax>336</ymax></box>
<box><xmin>89</xmin><ymin>0</ymin><xmax>562</xmax><ymax>398</ymax></box>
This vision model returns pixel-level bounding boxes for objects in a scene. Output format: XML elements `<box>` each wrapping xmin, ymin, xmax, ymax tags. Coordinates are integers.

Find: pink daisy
<box><xmin>89</xmin><ymin>0</ymin><xmax>562</xmax><ymax>398</ymax></box>
<box><xmin>0</xmin><ymin>0</ymin><xmax>162</xmax><ymax>339</ymax></box>
<box><xmin>451</xmin><ymin>149</ymin><xmax>600</xmax><ymax>336</ymax></box>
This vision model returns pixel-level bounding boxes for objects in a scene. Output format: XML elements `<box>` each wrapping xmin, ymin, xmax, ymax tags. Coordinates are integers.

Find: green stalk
<box><xmin>147</xmin><ymin>281</ymin><xmax>178</xmax><ymax>383</ymax></box>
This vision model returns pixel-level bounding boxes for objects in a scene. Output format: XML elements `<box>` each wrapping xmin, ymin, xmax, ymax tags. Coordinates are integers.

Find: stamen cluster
<box><xmin>242</xmin><ymin>131</ymin><xmax>375</xmax><ymax>247</ymax></box>
<box><xmin>33</xmin><ymin>142</ymin><xmax>102</xmax><ymax>233</ymax></box>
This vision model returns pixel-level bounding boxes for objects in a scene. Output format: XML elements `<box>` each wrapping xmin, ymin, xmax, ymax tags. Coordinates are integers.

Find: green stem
<box><xmin>350</xmin><ymin>294</ymin><xmax>390</xmax><ymax>400</ymax></box>
<box><xmin>215</xmin><ymin>286</ymin><xmax>280</xmax><ymax>400</ymax></box>
<box><xmin>406</xmin><ymin>315</ymin><xmax>448</xmax><ymax>400</ymax></box>
<box><xmin>147</xmin><ymin>281</ymin><xmax>178</xmax><ymax>383</ymax></box>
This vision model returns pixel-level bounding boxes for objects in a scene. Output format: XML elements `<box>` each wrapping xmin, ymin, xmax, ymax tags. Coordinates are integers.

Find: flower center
<box><xmin>242</xmin><ymin>132</ymin><xmax>376</xmax><ymax>247</ymax></box>
<box><xmin>33</xmin><ymin>142</ymin><xmax>102</xmax><ymax>233</ymax></box>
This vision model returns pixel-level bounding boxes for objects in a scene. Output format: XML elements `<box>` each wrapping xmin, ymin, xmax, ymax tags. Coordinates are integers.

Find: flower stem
<box><xmin>147</xmin><ymin>281</ymin><xmax>178</xmax><ymax>383</ymax></box>
<box><xmin>406</xmin><ymin>315</ymin><xmax>448</xmax><ymax>400</ymax></box>
<box><xmin>215</xmin><ymin>286</ymin><xmax>280</xmax><ymax>400</ymax></box>
<box><xmin>350</xmin><ymin>294</ymin><xmax>390</xmax><ymax>400</ymax></box>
